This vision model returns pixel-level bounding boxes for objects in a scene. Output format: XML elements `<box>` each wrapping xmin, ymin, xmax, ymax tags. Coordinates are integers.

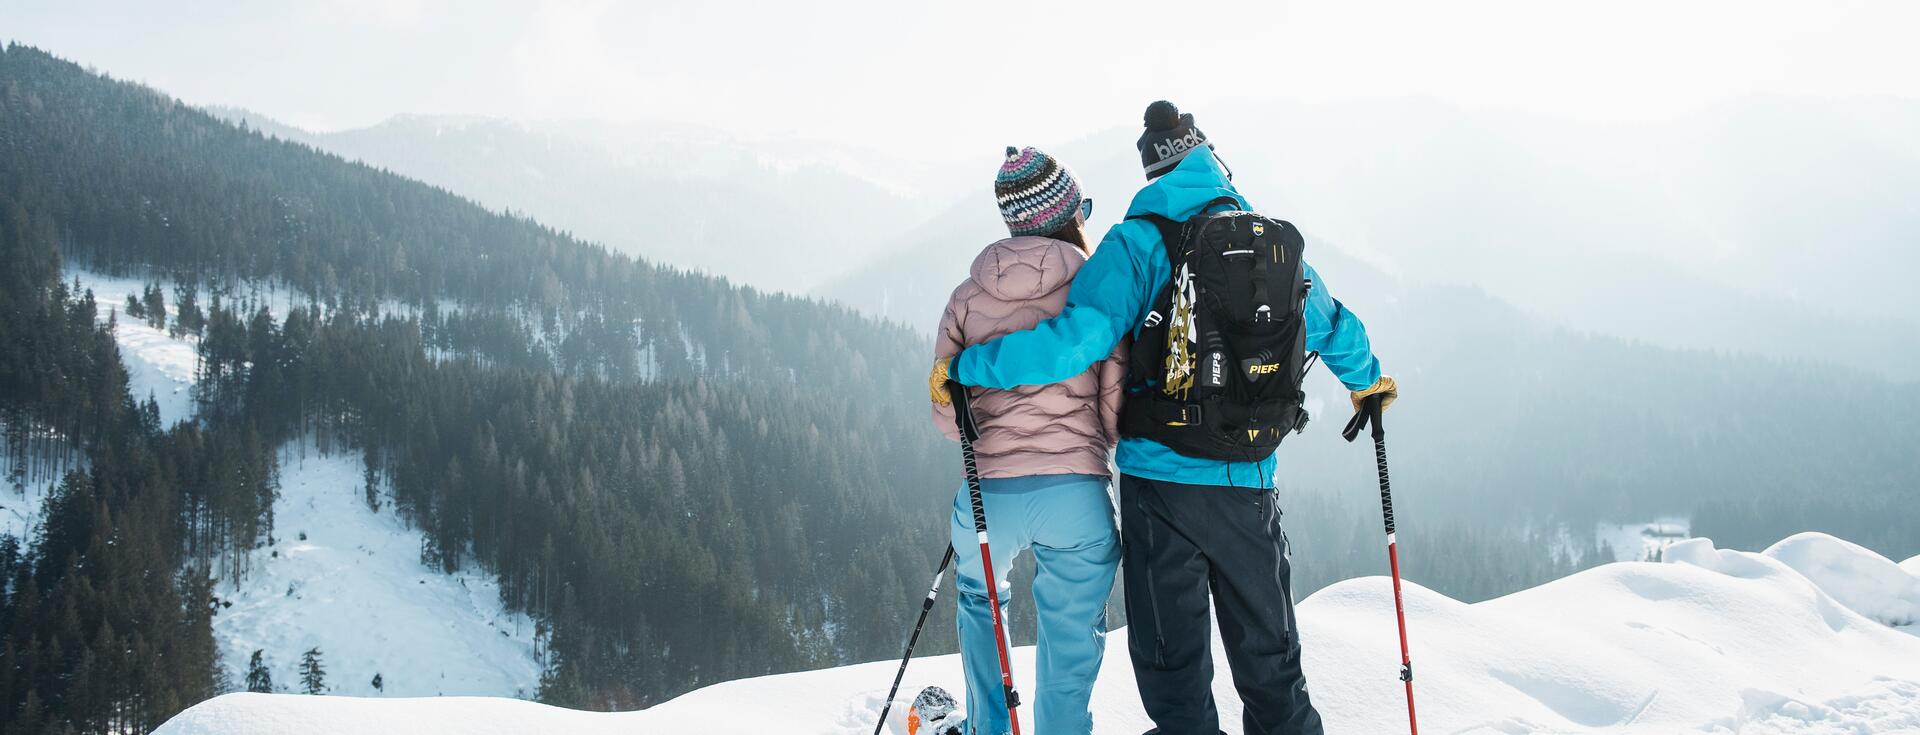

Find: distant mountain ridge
<box><xmin>818</xmin><ymin>98</ymin><xmax>1920</xmax><ymax>382</ymax></box>
<box><xmin>204</xmin><ymin>107</ymin><xmax>961</xmax><ymax>293</ymax></box>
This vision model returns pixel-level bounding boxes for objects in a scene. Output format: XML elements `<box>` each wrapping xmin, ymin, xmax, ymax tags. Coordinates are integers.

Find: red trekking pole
<box><xmin>1344</xmin><ymin>393</ymin><xmax>1418</xmax><ymax>734</ymax></box>
<box><xmin>948</xmin><ymin>381</ymin><xmax>1023</xmax><ymax>735</ymax></box>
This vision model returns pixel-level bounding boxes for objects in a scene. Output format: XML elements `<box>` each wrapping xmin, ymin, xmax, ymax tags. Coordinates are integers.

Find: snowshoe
<box><xmin>907</xmin><ymin>686</ymin><xmax>963</xmax><ymax>735</ymax></box>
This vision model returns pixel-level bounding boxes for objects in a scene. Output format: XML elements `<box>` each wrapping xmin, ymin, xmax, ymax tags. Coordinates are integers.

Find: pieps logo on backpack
<box><xmin>1121</xmin><ymin>197</ymin><xmax>1312</xmax><ymax>461</ymax></box>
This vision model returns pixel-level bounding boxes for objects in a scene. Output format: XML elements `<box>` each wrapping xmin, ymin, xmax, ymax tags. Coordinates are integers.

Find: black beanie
<box><xmin>1137</xmin><ymin>100</ymin><xmax>1213</xmax><ymax>179</ymax></box>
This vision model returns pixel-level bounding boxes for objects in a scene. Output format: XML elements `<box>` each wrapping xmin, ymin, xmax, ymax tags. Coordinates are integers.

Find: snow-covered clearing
<box><xmin>1596</xmin><ymin>516</ymin><xmax>1690</xmax><ymax>562</ymax></box>
<box><xmin>67</xmin><ymin>269</ymin><xmax>201</xmax><ymax>426</ymax></box>
<box><xmin>159</xmin><ymin>531</ymin><xmax>1920</xmax><ymax>734</ymax></box>
<box><xmin>210</xmin><ymin>441</ymin><xmax>542</xmax><ymax>698</ymax></box>
<box><xmin>0</xmin><ymin>453</ymin><xmax>46</xmax><ymax>542</ymax></box>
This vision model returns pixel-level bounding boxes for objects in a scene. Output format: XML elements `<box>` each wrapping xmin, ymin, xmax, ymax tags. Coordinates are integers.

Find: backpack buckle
<box><xmin>1173</xmin><ymin>403</ymin><xmax>1202</xmax><ymax>426</ymax></box>
<box><xmin>1143</xmin><ymin>310</ymin><xmax>1164</xmax><ymax>329</ymax></box>
<box><xmin>1152</xmin><ymin>401</ymin><xmax>1202</xmax><ymax>426</ymax></box>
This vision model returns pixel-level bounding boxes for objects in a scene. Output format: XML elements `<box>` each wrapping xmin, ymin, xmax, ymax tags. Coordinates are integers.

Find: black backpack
<box><xmin>1120</xmin><ymin>196</ymin><xmax>1312</xmax><ymax>461</ymax></box>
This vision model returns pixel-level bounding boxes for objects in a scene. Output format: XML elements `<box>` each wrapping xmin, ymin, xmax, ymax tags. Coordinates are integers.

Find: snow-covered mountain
<box><xmin>155</xmin><ymin>532</ymin><xmax>1920</xmax><ymax>734</ymax></box>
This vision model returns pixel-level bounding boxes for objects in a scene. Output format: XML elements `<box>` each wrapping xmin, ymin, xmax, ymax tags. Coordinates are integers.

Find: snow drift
<box><xmin>156</xmin><ymin>532</ymin><xmax>1920</xmax><ymax>734</ymax></box>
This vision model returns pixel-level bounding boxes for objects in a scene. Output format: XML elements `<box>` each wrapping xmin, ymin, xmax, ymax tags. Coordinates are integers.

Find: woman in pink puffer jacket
<box><xmin>928</xmin><ymin>146</ymin><xmax>1123</xmax><ymax>735</ymax></box>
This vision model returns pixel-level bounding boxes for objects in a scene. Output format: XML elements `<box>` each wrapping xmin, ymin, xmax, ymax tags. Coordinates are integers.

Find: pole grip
<box><xmin>949</xmin><ymin>380</ymin><xmax>982</xmax><ymax>442</ymax></box>
<box><xmin>1341</xmin><ymin>391</ymin><xmax>1386</xmax><ymax>443</ymax></box>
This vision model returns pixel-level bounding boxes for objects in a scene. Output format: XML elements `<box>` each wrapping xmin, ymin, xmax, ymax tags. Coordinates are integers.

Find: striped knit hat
<box><xmin>994</xmin><ymin>146</ymin><xmax>1084</xmax><ymax>237</ymax></box>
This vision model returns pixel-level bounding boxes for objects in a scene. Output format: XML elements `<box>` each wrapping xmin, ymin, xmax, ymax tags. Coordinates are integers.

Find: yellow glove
<box><xmin>1350</xmin><ymin>375</ymin><xmax>1398</xmax><ymax>414</ymax></box>
<box><xmin>930</xmin><ymin>357</ymin><xmax>953</xmax><ymax>406</ymax></box>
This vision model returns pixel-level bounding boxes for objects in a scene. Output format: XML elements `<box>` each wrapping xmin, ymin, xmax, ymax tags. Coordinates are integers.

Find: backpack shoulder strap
<box><xmin>1123</xmin><ymin>195</ymin><xmax>1244</xmax><ymax>250</ymax></box>
<box><xmin>1124</xmin><ymin>213</ymin><xmax>1183</xmax><ymax>262</ymax></box>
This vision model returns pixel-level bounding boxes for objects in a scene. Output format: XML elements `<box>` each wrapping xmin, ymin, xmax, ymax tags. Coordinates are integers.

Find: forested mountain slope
<box><xmin>0</xmin><ymin>42</ymin><xmax>958</xmax><ymax>726</ymax></box>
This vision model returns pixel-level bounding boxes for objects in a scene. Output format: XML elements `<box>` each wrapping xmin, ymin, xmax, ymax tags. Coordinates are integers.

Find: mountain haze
<box><xmin>206</xmin><ymin>108</ymin><xmax>957</xmax><ymax>293</ymax></box>
<box><xmin>821</xmin><ymin>98</ymin><xmax>1920</xmax><ymax>381</ymax></box>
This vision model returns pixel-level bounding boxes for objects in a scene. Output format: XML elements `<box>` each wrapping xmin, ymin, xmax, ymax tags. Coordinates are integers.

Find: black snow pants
<box><xmin>1120</xmin><ymin>474</ymin><xmax>1324</xmax><ymax>735</ymax></box>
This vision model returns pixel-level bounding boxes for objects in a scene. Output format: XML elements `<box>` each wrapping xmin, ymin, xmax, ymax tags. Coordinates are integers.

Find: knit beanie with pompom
<box><xmin>1137</xmin><ymin>100</ymin><xmax>1214</xmax><ymax>179</ymax></box>
<box><xmin>994</xmin><ymin>146</ymin><xmax>1084</xmax><ymax>237</ymax></box>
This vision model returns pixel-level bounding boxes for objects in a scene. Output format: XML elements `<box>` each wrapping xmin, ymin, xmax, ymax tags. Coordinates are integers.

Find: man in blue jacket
<box><xmin>930</xmin><ymin>101</ymin><xmax>1396</xmax><ymax>735</ymax></box>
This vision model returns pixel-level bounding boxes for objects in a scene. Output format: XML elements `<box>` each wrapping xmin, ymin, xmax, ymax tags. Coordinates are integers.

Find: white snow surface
<box><xmin>66</xmin><ymin>269</ymin><xmax>200</xmax><ymax>426</ymax></box>
<box><xmin>210</xmin><ymin>442</ymin><xmax>541</xmax><ymax>699</ymax></box>
<box><xmin>159</xmin><ymin>532</ymin><xmax>1920</xmax><ymax>734</ymax></box>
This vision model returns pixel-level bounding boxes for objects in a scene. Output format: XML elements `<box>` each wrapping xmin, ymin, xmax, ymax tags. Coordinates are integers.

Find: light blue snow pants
<box><xmin>950</xmin><ymin>473</ymin><xmax>1120</xmax><ymax>735</ymax></box>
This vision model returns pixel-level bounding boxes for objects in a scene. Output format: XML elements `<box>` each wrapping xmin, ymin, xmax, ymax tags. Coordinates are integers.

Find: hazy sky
<box><xmin>8</xmin><ymin>0</ymin><xmax>1920</xmax><ymax>158</ymax></box>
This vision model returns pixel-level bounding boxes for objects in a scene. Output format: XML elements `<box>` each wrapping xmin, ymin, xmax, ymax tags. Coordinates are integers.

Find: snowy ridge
<box><xmin>157</xmin><ymin>532</ymin><xmax>1920</xmax><ymax>734</ymax></box>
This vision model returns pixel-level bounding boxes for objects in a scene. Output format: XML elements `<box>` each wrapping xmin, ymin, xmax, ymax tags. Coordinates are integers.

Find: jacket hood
<box><xmin>1124</xmin><ymin>148</ymin><xmax>1248</xmax><ymax>221</ymax></box>
<box><xmin>969</xmin><ymin>236</ymin><xmax>1086</xmax><ymax>302</ymax></box>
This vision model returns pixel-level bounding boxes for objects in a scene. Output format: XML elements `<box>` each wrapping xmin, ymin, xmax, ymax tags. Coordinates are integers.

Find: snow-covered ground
<box><xmin>158</xmin><ymin>531</ymin><xmax>1920</xmax><ymax>734</ymax></box>
<box><xmin>211</xmin><ymin>441</ymin><xmax>542</xmax><ymax>698</ymax></box>
<box><xmin>0</xmin><ymin>453</ymin><xmax>42</xmax><ymax>542</ymax></box>
<box><xmin>1596</xmin><ymin>516</ymin><xmax>1691</xmax><ymax>562</ymax></box>
<box><xmin>66</xmin><ymin>269</ymin><xmax>201</xmax><ymax>426</ymax></box>
<box><xmin>3</xmin><ymin>427</ymin><xmax>87</xmax><ymax>543</ymax></box>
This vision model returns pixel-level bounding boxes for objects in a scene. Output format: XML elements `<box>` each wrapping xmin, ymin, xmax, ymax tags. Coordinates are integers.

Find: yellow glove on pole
<box><xmin>1350</xmin><ymin>375</ymin><xmax>1398</xmax><ymax>415</ymax></box>
<box><xmin>929</xmin><ymin>357</ymin><xmax>953</xmax><ymax>406</ymax></box>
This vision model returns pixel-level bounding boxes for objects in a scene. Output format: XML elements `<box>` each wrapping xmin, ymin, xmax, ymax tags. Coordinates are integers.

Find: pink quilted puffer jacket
<box><xmin>933</xmin><ymin>236</ymin><xmax>1126</xmax><ymax>478</ymax></box>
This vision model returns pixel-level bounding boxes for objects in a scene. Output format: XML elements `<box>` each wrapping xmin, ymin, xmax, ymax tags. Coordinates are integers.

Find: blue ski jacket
<box><xmin>951</xmin><ymin>149</ymin><xmax>1382</xmax><ymax>489</ymax></box>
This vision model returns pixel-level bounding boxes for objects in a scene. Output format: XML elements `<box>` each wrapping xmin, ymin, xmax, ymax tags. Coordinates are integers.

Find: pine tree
<box><xmin>299</xmin><ymin>647</ymin><xmax>326</xmax><ymax>695</ymax></box>
<box><xmin>246</xmin><ymin>649</ymin><xmax>273</xmax><ymax>693</ymax></box>
<box><xmin>143</xmin><ymin>284</ymin><xmax>167</xmax><ymax>330</ymax></box>
<box><xmin>363</xmin><ymin>457</ymin><xmax>381</xmax><ymax>514</ymax></box>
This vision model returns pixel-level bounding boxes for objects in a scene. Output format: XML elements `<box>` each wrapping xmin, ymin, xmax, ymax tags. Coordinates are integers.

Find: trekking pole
<box><xmin>1343</xmin><ymin>393</ymin><xmax>1418</xmax><ymax>735</ymax></box>
<box><xmin>948</xmin><ymin>381</ymin><xmax>1024</xmax><ymax>735</ymax></box>
<box><xmin>871</xmin><ymin>545</ymin><xmax>956</xmax><ymax>735</ymax></box>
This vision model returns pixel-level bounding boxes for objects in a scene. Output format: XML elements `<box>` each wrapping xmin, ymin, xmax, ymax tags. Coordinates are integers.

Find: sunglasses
<box><xmin>1079</xmin><ymin>198</ymin><xmax>1094</xmax><ymax>221</ymax></box>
